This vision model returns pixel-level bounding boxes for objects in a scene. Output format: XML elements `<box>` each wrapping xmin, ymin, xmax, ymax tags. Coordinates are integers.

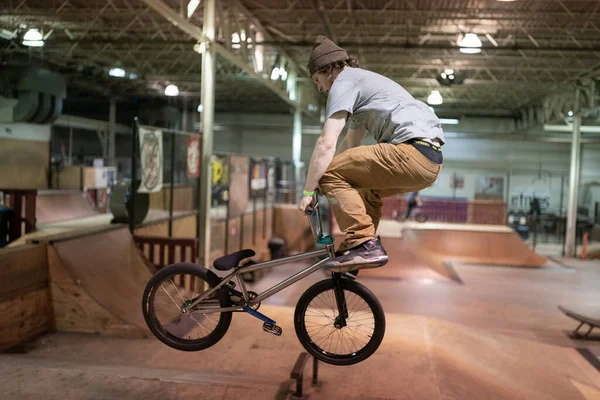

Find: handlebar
<box><xmin>305</xmin><ymin>189</ymin><xmax>323</xmax><ymax>241</ymax></box>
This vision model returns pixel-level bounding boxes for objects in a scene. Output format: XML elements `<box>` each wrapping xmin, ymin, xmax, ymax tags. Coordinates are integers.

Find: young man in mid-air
<box><xmin>298</xmin><ymin>36</ymin><xmax>445</xmax><ymax>273</ymax></box>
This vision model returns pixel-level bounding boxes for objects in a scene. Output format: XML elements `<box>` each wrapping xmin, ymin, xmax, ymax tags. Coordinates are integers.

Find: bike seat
<box><xmin>213</xmin><ymin>249</ymin><xmax>256</xmax><ymax>271</ymax></box>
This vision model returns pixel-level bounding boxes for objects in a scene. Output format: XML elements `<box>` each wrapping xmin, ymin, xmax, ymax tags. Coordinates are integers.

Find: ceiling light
<box><xmin>448</xmin><ymin>74</ymin><xmax>455</xmax><ymax>80</ymax></box>
<box><xmin>193</xmin><ymin>41</ymin><xmax>206</xmax><ymax>54</ymax></box>
<box><xmin>0</xmin><ymin>28</ymin><xmax>16</xmax><ymax>40</ymax></box>
<box><xmin>232</xmin><ymin>33</ymin><xmax>240</xmax><ymax>44</ymax></box>
<box><xmin>441</xmin><ymin>72</ymin><xmax>447</xmax><ymax>79</ymax></box>
<box><xmin>444</xmin><ymin>69</ymin><xmax>454</xmax><ymax>75</ymax></box>
<box><xmin>271</xmin><ymin>66</ymin><xmax>280</xmax><ymax>80</ymax></box>
<box><xmin>568</xmin><ymin>111</ymin><xmax>573</xmax><ymax>117</ymax></box>
<box><xmin>427</xmin><ymin>90</ymin><xmax>443</xmax><ymax>105</ymax></box>
<box><xmin>279</xmin><ymin>68</ymin><xmax>288</xmax><ymax>81</ymax></box>
<box><xmin>458</xmin><ymin>33</ymin><xmax>482</xmax><ymax>48</ymax></box>
<box><xmin>197</xmin><ymin>104</ymin><xmax>203</xmax><ymax>112</ymax></box>
<box><xmin>108</xmin><ymin>67</ymin><xmax>126</xmax><ymax>78</ymax></box>
<box><xmin>165</xmin><ymin>84</ymin><xmax>179</xmax><ymax>96</ymax></box>
<box><xmin>459</xmin><ymin>47</ymin><xmax>481</xmax><ymax>54</ymax></box>
<box><xmin>22</xmin><ymin>28</ymin><xmax>44</xmax><ymax>47</ymax></box>
<box><xmin>439</xmin><ymin>118</ymin><xmax>460</xmax><ymax>125</ymax></box>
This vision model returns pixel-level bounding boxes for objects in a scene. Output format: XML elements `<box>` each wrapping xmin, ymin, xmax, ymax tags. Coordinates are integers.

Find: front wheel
<box><xmin>294</xmin><ymin>277</ymin><xmax>386</xmax><ymax>365</ymax></box>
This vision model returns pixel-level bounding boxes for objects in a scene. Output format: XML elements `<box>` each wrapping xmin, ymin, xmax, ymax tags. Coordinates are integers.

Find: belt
<box><xmin>407</xmin><ymin>138</ymin><xmax>442</xmax><ymax>152</ymax></box>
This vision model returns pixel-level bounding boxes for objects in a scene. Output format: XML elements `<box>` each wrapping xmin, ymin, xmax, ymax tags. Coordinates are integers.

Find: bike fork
<box><xmin>332</xmin><ymin>272</ymin><xmax>349</xmax><ymax>328</ymax></box>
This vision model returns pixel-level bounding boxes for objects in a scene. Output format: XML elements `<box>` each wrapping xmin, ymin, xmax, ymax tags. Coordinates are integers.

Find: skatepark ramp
<box><xmin>335</xmin><ymin>220</ymin><xmax>548</xmax><ymax>281</ymax></box>
<box><xmin>47</xmin><ymin>227</ymin><xmax>153</xmax><ymax>336</ymax></box>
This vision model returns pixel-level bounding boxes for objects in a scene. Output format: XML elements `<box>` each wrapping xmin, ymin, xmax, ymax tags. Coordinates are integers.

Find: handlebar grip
<box><xmin>304</xmin><ymin>205</ymin><xmax>314</xmax><ymax>215</ymax></box>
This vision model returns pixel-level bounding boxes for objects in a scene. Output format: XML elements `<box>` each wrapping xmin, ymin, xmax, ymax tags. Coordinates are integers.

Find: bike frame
<box><xmin>185</xmin><ymin>191</ymin><xmax>337</xmax><ymax>314</ymax></box>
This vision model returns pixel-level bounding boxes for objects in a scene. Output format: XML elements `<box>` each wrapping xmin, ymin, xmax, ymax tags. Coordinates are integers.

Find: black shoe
<box><xmin>324</xmin><ymin>238</ymin><xmax>389</xmax><ymax>273</ymax></box>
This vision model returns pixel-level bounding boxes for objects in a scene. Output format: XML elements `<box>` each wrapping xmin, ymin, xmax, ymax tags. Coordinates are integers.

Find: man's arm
<box><xmin>303</xmin><ymin>111</ymin><xmax>348</xmax><ymax>192</ymax></box>
<box><xmin>336</xmin><ymin>124</ymin><xmax>367</xmax><ymax>155</ymax></box>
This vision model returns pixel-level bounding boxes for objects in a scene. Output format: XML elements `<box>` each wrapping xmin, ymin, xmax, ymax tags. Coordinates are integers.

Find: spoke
<box><xmin>169</xmin><ymin>278</ymin><xmax>187</xmax><ymax>303</ymax></box>
<box><xmin>159</xmin><ymin>284</ymin><xmax>181</xmax><ymax>308</ymax></box>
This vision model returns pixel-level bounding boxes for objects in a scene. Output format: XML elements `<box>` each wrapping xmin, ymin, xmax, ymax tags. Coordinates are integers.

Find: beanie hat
<box><xmin>307</xmin><ymin>35</ymin><xmax>348</xmax><ymax>76</ymax></box>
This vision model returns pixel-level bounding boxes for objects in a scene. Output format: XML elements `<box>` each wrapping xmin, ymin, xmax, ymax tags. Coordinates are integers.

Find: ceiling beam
<box><xmin>140</xmin><ymin>0</ymin><xmax>304</xmax><ymax>113</ymax></box>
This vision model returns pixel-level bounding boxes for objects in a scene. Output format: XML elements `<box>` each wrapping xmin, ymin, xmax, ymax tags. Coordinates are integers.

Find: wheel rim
<box><xmin>149</xmin><ymin>273</ymin><xmax>223</xmax><ymax>343</ymax></box>
<box><xmin>303</xmin><ymin>288</ymin><xmax>376</xmax><ymax>359</ymax></box>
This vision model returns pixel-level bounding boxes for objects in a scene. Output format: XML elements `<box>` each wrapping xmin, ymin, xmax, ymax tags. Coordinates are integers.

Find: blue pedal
<box><xmin>243</xmin><ymin>305</ymin><xmax>276</xmax><ymax>325</ymax></box>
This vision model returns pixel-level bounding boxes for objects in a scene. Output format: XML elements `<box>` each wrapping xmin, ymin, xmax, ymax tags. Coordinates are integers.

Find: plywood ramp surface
<box><xmin>405</xmin><ymin>227</ymin><xmax>547</xmax><ymax>267</ymax></box>
<box><xmin>36</xmin><ymin>191</ymin><xmax>97</xmax><ymax>225</ymax></box>
<box><xmin>48</xmin><ymin>227</ymin><xmax>152</xmax><ymax>336</ymax></box>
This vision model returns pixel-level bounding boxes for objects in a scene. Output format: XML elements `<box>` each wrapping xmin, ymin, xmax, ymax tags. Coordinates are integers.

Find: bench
<box><xmin>558</xmin><ymin>305</ymin><xmax>600</xmax><ymax>339</ymax></box>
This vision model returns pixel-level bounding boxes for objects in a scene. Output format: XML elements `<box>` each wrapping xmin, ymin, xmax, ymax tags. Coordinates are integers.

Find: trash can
<box><xmin>0</xmin><ymin>205</ymin><xmax>14</xmax><ymax>248</ymax></box>
<box><xmin>268</xmin><ymin>237</ymin><xmax>287</xmax><ymax>259</ymax></box>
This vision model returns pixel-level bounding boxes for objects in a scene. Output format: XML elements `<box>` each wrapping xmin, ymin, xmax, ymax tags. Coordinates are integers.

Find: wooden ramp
<box><xmin>333</xmin><ymin>220</ymin><xmax>547</xmax><ymax>281</ymax></box>
<box><xmin>47</xmin><ymin>226</ymin><xmax>152</xmax><ymax>336</ymax></box>
<box><xmin>36</xmin><ymin>190</ymin><xmax>97</xmax><ymax>225</ymax></box>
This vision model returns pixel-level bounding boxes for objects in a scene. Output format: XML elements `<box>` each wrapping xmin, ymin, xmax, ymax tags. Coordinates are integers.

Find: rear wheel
<box><xmin>294</xmin><ymin>278</ymin><xmax>385</xmax><ymax>365</ymax></box>
<box><xmin>142</xmin><ymin>263</ymin><xmax>232</xmax><ymax>351</ymax></box>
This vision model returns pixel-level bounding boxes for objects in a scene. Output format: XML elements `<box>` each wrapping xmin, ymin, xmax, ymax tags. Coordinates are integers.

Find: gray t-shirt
<box><xmin>325</xmin><ymin>68</ymin><xmax>445</xmax><ymax>145</ymax></box>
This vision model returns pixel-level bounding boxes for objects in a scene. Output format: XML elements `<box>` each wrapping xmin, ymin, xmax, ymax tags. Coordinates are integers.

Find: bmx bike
<box><xmin>141</xmin><ymin>191</ymin><xmax>386</xmax><ymax>366</ymax></box>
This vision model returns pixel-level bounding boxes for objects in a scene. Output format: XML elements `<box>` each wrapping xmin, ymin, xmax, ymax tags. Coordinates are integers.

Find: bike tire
<box><xmin>142</xmin><ymin>263</ymin><xmax>232</xmax><ymax>352</ymax></box>
<box><xmin>294</xmin><ymin>278</ymin><xmax>386</xmax><ymax>366</ymax></box>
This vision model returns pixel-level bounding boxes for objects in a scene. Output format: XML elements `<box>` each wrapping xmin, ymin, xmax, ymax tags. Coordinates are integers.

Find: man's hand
<box><xmin>298</xmin><ymin>195</ymin><xmax>313</xmax><ymax>213</ymax></box>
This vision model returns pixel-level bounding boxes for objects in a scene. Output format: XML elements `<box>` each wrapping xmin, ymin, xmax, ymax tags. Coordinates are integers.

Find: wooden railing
<box><xmin>1</xmin><ymin>189</ymin><xmax>37</xmax><ymax>244</ymax></box>
<box><xmin>133</xmin><ymin>235</ymin><xmax>197</xmax><ymax>269</ymax></box>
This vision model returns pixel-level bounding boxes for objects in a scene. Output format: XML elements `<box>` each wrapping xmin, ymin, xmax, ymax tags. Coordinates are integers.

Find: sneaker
<box><xmin>324</xmin><ymin>238</ymin><xmax>389</xmax><ymax>273</ymax></box>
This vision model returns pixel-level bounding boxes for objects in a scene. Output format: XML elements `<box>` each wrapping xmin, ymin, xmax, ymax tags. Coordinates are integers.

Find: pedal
<box><xmin>262</xmin><ymin>322</ymin><xmax>282</xmax><ymax>336</ymax></box>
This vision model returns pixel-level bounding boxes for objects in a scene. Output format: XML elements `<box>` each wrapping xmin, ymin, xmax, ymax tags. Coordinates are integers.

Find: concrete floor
<box><xmin>2</xmin><ymin>257</ymin><xmax>600</xmax><ymax>399</ymax></box>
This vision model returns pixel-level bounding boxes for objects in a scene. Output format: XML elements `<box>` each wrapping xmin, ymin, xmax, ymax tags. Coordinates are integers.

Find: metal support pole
<box><xmin>129</xmin><ymin>118</ymin><xmax>139</xmax><ymax>233</ymax></box>
<box><xmin>168</xmin><ymin>133</ymin><xmax>176</xmax><ymax>237</ymax></box>
<box><xmin>565</xmin><ymin>112</ymin><xmax>582</xmax><ymax>257</ymax></box>
<box><xmin>108</xmin><ymin>97</ymin><xmax>116</xmax><ymax>166</ymax></box>
<box><xmin>68</xmin><ymin>127</ymin><xmax>73</xmax><ymax>165</ymax></box>
<box><xmin>198</xmin><ymin>0</ymin><xmax>216</xmax><ymax>267</ymax></box>
<box><xmin>292</xmin><ymin>74</ymin><xmax>302</xmax><ymax>202</ymax></box>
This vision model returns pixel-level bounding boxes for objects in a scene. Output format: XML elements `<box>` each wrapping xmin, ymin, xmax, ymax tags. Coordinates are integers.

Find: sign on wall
<box><xmin>186</xmin><ymin>136</ymin><xmax>200</xmax><ymax>178</ymax></box>
<box><xmin>138</xmin><ymin>126</ymin><xmax>163</xmax><ymax>193</ymax></box>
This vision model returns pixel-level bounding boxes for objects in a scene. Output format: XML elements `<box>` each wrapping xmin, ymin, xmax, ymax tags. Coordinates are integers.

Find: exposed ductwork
<box><xmin>10</xmin><ymin>67</ymin><xmax>66</xmax><ymax>124</ymax></box>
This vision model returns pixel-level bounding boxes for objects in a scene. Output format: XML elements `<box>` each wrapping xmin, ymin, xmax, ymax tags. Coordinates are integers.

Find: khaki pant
<box><xmin>319</xmin><ymin>143</ymin><xmax>442</xmax><ymax>251</ymax></box>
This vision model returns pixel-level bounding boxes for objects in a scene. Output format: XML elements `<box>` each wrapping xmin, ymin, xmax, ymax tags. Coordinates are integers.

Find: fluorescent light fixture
<box><xmin>232</xmin><ymin>32</ymin><xmax>240</xmax><ymax>43</ymax></box>
<box><xmin>279</xmin><ymin>68</ymin><xmax>287</xmax><ymax>81</ymax></box>
<box><xmin>165</xmin><ymin>84</ymin><xmax>179</xmax><ymax>96</ymax></box>
<box><xmin>271</xmin><ymin>66</ymin><xmax>280</xmax><ymax>80</ymax></box>
<box><xmin>187</xmin><ymin>0</ymin><xmax>201</xmax><ymax>18</ymax></box>
<box><xmin>197</xmin><ymin>104</ymin><xmax>203</xmax><ymax>112</ymax></box>
<box><xmin>108</xmin><ymin>67</ymin><xmax>126</xmax><ymax>78</ymax></box>
<box><xmin>240</xmin><ymin>30</ymin><xmax>246</xmax><ymax>42</ymax></box>
<box><xmin>22</xmin><ymin>28</ymin><xmax>44</xmax><ymax>47</ymax></box>
<box><xmin>568</xmin><ymin>111</ymin><xmax>573</xmax><ymax>117</ymax></box>
<box><xmin>440</xmin><ymin>118</ymin><xmax>460</xmax><ymax>125</ymax></box>
<box><xmin>444</xmin><ymin>69</ymin><xmax>454</xmax><ymax>75</ymax></box>
<box><xmin>427</xmin><ymin>90</ymin><xmax>443</xmax><ymax>105</ymax></box>
<box><xmin>308</xmin><ymin>104</ymin><xmax>318</xmax><ymax>112</ymax></box>
<box><xmin>448</xmin><ymin>74</ymin><xmax>455</xmax><ymax>79</ymax></box>
<box><xmin>441</xmin><ymin>72</ymin><xmax>447</xmax><ymax>79</ymax></box>
<box><xmin>0</xmin><ymin>28</ymin><xmax>16</xmax><ymax>40</ymax></box>
<box><xmin>458</xmin><ymin>33</ymin><xmax>482</xmax><ymax>48</ymax></box>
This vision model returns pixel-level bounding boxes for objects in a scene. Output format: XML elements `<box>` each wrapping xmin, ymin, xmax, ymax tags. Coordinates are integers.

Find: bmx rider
<box><xmin>298</xmin><ymin>36</ymin><xmax>445</xmax><ymax>272</ymax></box>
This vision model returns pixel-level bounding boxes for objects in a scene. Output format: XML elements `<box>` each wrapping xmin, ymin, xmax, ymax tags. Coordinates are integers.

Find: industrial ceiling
<box><xmin>1</xmin><ymin>0</ymin><xmax>600</xmax><ymax>119</ymax></box>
